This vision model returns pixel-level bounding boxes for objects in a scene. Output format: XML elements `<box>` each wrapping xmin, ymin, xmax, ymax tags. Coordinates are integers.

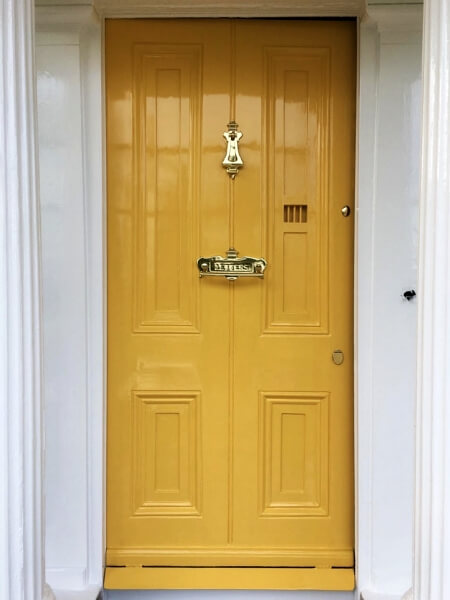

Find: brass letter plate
<box><xmin>197</xmin><ymin>248</ymin><xmax>267</xmax><ymax>281</ymax></box>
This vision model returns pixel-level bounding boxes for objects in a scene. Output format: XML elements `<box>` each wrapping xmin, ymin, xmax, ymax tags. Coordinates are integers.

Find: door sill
<box><xmin>104</xmin><ymin>566</ymin><xmax>355</xmax><ymax>590</ymax></box>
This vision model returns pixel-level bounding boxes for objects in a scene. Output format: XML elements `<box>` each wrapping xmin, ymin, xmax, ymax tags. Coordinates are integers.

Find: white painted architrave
<box><xmin>0</xmin><ymin>0</ymin><xmax>50</xmax><ymax>599</ymax></box>
<box><xmin>35</xmin><ymin>5</ymin><xmax>104</xmax><ymax>597</ymax></box>
<box><xmin>356</xmin><ymin>4</ymin><xmax>422</xmax><ymax>600</ymax></box>
<box><xmin>415</xmin><ymin>0</ymin><xmax>450</xmax><ymax>597</ymax></box>
<box><xmin>92</xmin><ymin>0</ymin><xmax>366</xmax><ymax>18</ymax></box>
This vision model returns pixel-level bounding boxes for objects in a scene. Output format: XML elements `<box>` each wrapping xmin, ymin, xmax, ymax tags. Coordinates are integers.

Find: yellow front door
<box><xmin>106</xmin><ymin>19</ymin><xmax>356</xmax><ymax>590</ymax></box>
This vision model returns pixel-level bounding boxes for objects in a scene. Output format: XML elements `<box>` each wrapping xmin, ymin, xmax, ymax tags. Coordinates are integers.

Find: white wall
<box><xmin>35</xmin><ymin>4</ymin><xmax>422</xmax><ymax>600</ymax></box>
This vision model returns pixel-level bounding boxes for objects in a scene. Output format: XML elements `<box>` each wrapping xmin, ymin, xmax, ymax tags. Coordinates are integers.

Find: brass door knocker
<box><xmin>222</xmin><ymin>121</ymin><xmax>243</xmax><ymax>179</ymax></box>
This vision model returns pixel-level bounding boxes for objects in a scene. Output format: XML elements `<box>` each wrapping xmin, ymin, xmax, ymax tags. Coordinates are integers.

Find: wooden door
<box><xmin>106</xmin><ymin>18</ymin><xmax>356</xmax><ymax>590</ymax></box>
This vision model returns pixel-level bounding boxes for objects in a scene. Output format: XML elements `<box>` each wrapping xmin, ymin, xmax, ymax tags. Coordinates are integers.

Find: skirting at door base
<box><xmin>104</xmin><ymin>567</ymin><xmax>355</xmax><ymax>590</ymax></box>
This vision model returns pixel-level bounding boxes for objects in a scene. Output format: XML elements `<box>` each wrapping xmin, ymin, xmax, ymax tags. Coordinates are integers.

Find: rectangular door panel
<box><xmin>133</xmin><ymin>44</ymin><xmax>202</xmax><ymax>333</ymax></box>
<box><xmin>260</xmin><ymin>392</ymin><xmax>329</xmax><ymax>517</ymax></box>
<box><xmin>132</xmin><ymin>391</ymin><xmax>201</xmax><ymax>516</ymax></box>
<box><xmin>265</xmin><ymin>47</ymin><xmax>330</xmax><ymax>333</ymax></box>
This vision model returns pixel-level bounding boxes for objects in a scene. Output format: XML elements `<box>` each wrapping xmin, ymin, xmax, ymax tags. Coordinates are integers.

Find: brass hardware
<box><xmin>332</xmin><ymin>350</ymin><xmax>344</xmax><ymax>365</ymax></box>
<box><xmin>197</xmin><ymin>248</ymin><xmax>267</xmax><ymax>280</ymax></box>
<box><xmin>341</xmin><ymin>205</ymin><xmax>351</xmax><ymax>217</ymax></box>
<box><xmin>222</xmin><ymin>121</ymin><xmax>243</xmax><ymax>179</ymax></box>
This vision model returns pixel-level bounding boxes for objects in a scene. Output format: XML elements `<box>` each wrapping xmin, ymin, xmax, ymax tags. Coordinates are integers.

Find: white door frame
<box><xmin>3</xmin><ymin>0</ymin><xmax>450</xmax><ymax>598</ymax></box>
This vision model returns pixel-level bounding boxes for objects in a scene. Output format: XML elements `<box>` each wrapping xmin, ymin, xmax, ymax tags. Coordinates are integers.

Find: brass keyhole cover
<box><xmin>332</xmin><ymin>350</ymin><xmax>344</xmax><ymax>365</ymax></box>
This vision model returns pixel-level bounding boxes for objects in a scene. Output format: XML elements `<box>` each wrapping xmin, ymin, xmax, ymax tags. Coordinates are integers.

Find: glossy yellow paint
<box><xmin>104</xmin><ymin>567</ymin><xmax>355</xmax><ymax>590</ymax></box>
<box><xmin>106</xmin><ymin>18</ymin><xmax>356</xmax><ymax>587</ymax></box>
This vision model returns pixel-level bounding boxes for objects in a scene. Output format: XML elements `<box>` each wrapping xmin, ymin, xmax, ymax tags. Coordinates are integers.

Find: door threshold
<box><xmin>104</xmin><ymin>566</ymin><xmax>355</xmax><ymax>591</ymax></box>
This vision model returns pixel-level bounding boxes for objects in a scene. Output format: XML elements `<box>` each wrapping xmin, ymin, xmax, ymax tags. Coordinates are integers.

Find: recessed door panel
<box><xmin>132</xmin><ymin>391</ymin><xmax>201</xmax><ymax>516</ymax></box>
<box><xmin>133</xmin><ymin>45</ymin><xmax>202</xmax><ymax>333</ymax></box>
<box><xmin>265</xmin><ymin>47</ymin><xmax>330</xmax><ymax>332</ymax></box>
<box><xmin>107</xmin><ymin>18</ymin><xmax>355</xmax><ymax>572</ymax></box>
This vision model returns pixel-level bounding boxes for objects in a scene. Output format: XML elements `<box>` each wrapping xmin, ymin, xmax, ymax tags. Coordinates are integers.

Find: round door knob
<box><xmin>341</xmin><ymin>205</ymin><xmax>351</xmax><ymax>217</ymax></box>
